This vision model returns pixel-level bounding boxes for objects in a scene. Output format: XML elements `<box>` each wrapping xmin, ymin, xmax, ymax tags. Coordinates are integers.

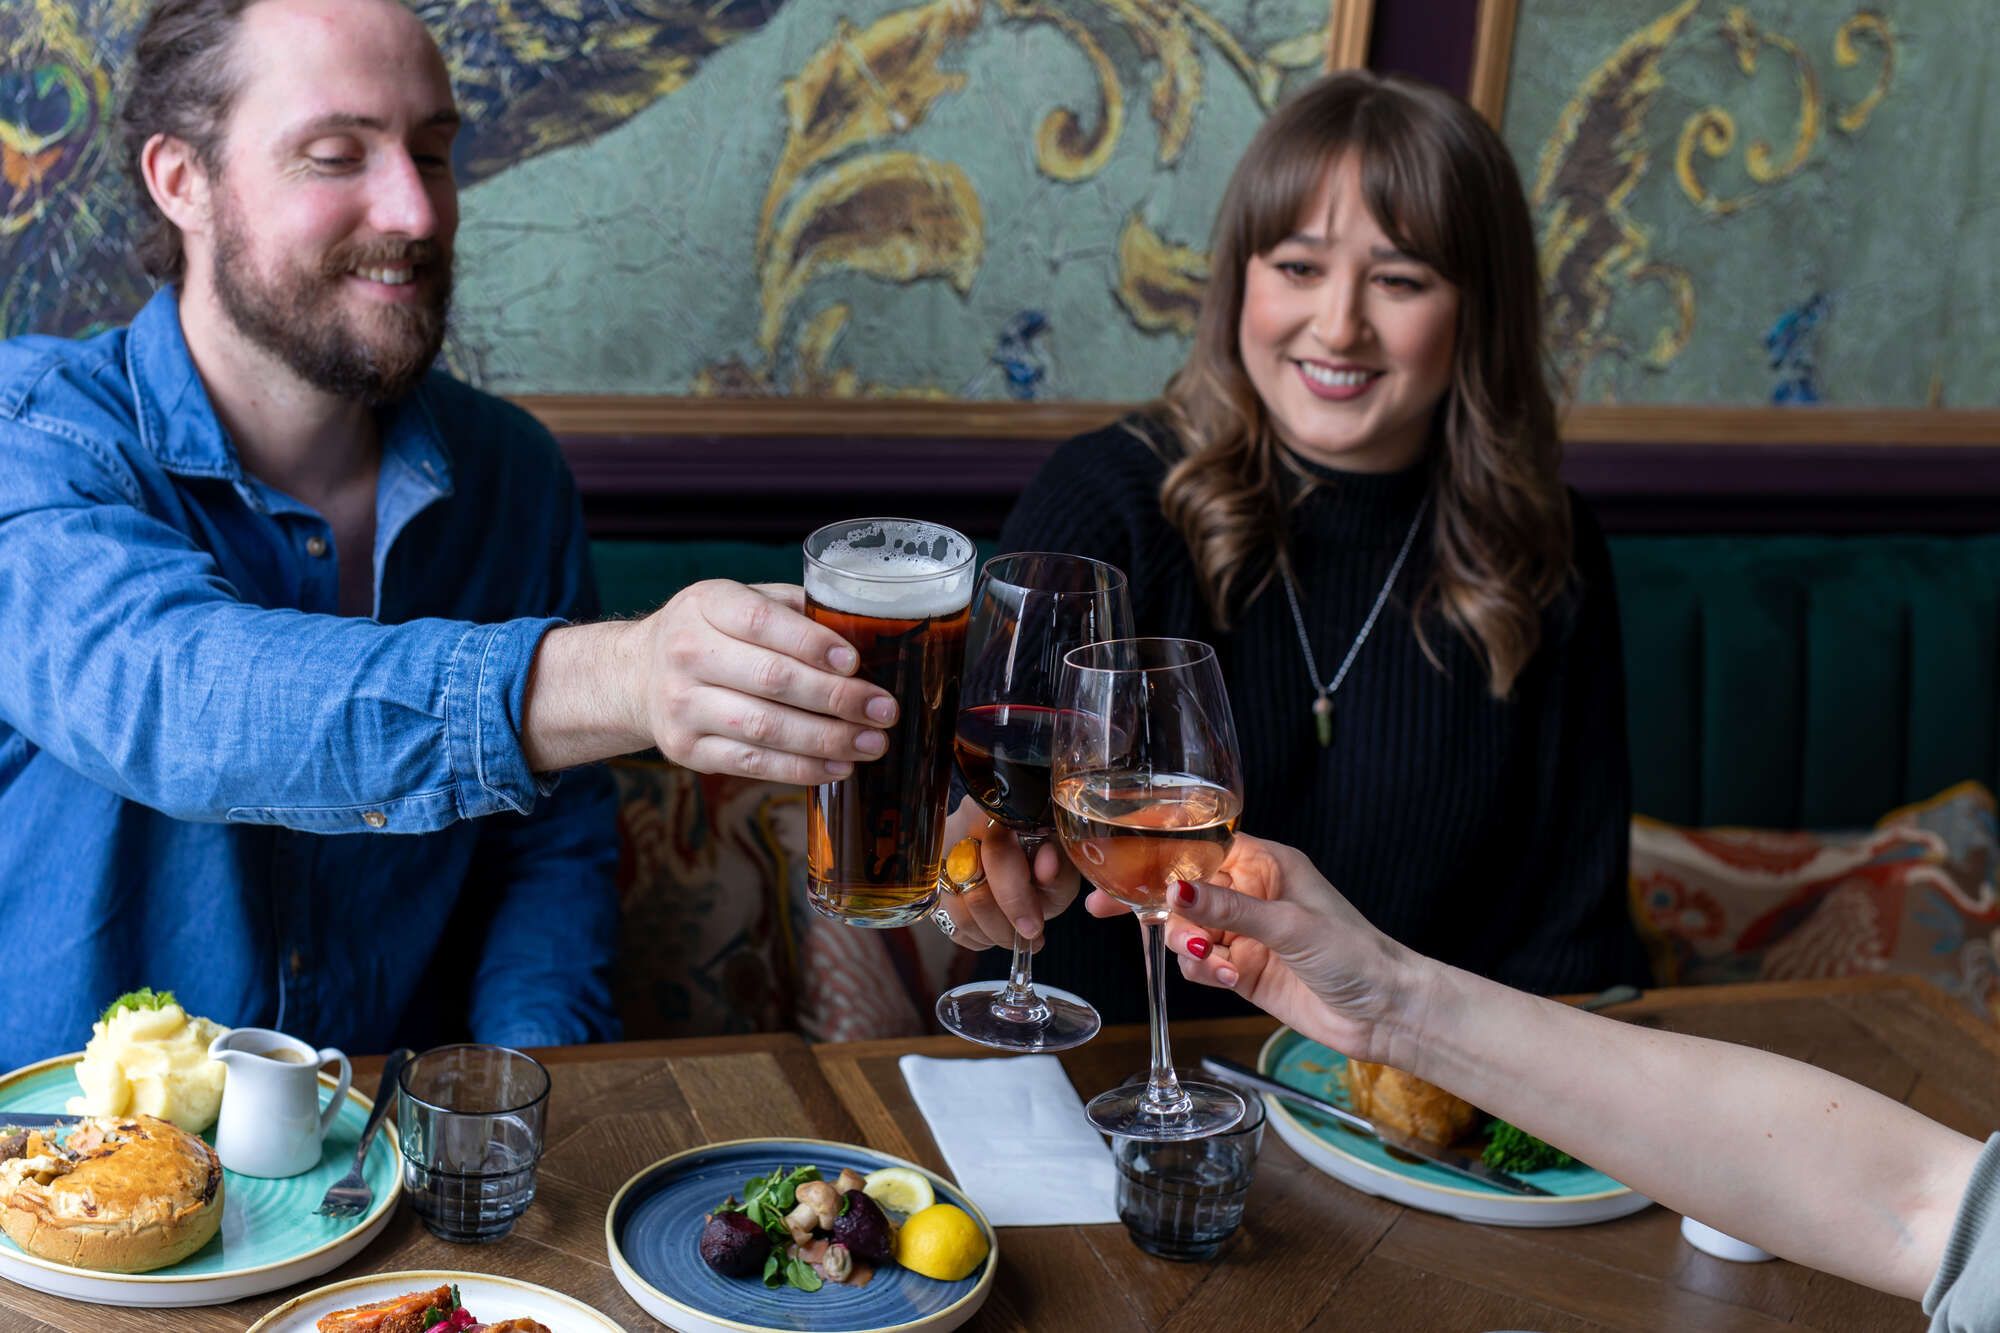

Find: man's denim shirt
<box><xmin>0</xmin><ymin>289</ymin><xmax>619</xmax><ymax>1068</ymax></box>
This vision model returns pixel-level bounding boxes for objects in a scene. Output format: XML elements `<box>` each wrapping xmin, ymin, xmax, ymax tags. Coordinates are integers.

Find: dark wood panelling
<box><xmin>558</xmin><ymin>429</ymin><xmax>2000</xmax><ymax>540</ymax></box>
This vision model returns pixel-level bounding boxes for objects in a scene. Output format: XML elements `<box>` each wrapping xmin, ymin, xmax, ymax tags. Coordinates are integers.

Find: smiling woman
<box><xmin>1236</xmin><ymin>156</ymin><xmax>1460</xmax><ymax>476</ymax></box>
<box><xmin>936</xmin><ymin>68</ymin><xmax>1651</xmax><ymax>1027</ymax></box>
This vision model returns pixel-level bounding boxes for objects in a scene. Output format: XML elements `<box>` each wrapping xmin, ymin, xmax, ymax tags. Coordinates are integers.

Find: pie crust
<box><xmin>0</xmin><ymin>1113</ymin><xmax>223</xmax><ymax>1272</ymax></box>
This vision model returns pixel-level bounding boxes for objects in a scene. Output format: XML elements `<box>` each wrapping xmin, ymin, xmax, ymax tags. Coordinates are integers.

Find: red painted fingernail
<box><xmin>1172</xmin><ymin>879</ymin><xmax>1197</xmax><ymax>908</ymax></box>
<box><xmin>1185</xmin><ymin>936</ymin><xmax>1210</xmax><ymax>960</ymax></box>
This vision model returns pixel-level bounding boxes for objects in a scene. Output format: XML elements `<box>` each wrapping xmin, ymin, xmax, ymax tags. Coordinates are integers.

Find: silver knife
<box><xmin>0</xmin><ymin>1114</ymin><xmax>84</xmax><ymax>1132</ymax></box>
<box><xmin>1199</xmin><ymin>1056</ymin><xmax>1555</xmax><ymax>1197</ymax></box>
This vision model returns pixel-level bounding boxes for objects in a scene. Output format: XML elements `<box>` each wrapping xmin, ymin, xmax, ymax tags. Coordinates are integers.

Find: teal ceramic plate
<box><xmin>1257</xmin><ymin>1029</ymin><xmax>1652</xmax><ymax>1228</ymax></box>
<box><xmin>0</xmin><ymin>1052</ymin><xmax>399</xmax><ymax>1306</ymax></box>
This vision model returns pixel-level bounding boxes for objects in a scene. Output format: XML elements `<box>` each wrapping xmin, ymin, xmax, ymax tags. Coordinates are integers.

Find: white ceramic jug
<box><xmin>208</xmin><ymin>1027</ymin><xmax>351</xmax><ymax>1178</ymax></box>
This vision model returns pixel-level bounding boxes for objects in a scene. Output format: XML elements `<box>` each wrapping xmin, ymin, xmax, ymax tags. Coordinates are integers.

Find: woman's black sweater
<box><xmin>976</xmin><ymin>417</ymin><xmax>1650</xmax><ymax>1022</ymax></box>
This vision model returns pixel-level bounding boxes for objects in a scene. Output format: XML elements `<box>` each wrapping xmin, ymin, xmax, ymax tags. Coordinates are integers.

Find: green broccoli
<box><xmin>1482</xmin><ymin>1120</ymin><xmax>1575</xmax><ymax>1172</ymax></box>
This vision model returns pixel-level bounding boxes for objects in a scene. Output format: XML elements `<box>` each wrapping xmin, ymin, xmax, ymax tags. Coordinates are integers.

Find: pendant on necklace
<box><xmin>1312</xmin><ymin>693</ymin><xmax>1333</xmax><ymax>748</ymax></box>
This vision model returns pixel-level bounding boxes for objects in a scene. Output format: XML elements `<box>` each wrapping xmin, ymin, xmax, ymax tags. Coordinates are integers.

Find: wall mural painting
<box><xmin>0</xmin><ymin>0</ymin><xmax>136</xmax><ymax>343</ymax></box>
<box><xmin>1499</xmin><ymin>0</ymin><xmax>1994</xmax><ymax>407</ymax></box>
<box><xmin>0</xmin><ymin>0</ymin><xmax>1334</xmax><ymax>401</ymax></box>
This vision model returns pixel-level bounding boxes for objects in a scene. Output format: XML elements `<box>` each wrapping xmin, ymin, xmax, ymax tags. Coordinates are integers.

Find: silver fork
<box><xmin>315</xmin><ymin>1047</ymin><xmax>412</xmax><ymax>1218</ymax></box>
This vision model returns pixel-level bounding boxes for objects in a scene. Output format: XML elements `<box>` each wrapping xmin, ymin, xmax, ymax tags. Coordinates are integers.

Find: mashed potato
<box><xmin>64</xmin><ymin>999</ymin><xmax>228</xmax><ymax>1134</ymax></box>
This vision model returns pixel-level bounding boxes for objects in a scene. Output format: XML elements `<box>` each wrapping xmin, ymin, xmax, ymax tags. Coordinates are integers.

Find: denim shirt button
<box><xmin>305</xmin><ymin>536</ymin><xmax>329</xmax><ymax>558</ymax></box>
<box><xmin>362</xmin><ymin>810</ymin><xmax>388</xmax><ymax>829</ymax></box>
<box><xmin>288</xmin><ymin>949</ymin><xmax>304</xmax><ymax>977</ymax></box>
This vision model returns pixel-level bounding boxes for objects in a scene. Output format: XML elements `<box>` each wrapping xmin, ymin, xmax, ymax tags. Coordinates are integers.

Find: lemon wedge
<box><xmin>895</xmin><ymin>1203</ymin><xmax>988</xmax><ymax>1281</ymax></box>
<box><xmin>862</xmin><ymin>1165</ymin><xmax>935</xmax><ymax>1216</ymax></box>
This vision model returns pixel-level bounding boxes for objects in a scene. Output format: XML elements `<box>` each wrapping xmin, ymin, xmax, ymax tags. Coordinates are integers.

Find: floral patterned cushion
<box><xmin>1630</xmin><ymin>781</ymin><xmax>2000</xmax><ymax>1023</ymax></box>
<box><xmin>610</xmin><ymin>757</ymin><xmax>974</xmax><ymax>1041</ymax></box>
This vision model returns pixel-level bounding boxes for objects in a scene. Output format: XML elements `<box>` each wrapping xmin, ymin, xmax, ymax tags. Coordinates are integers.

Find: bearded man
<box><xmin>0</xmin><ymin>0</ymin><xmax>899</xmax><ymax>1069</ymax></box>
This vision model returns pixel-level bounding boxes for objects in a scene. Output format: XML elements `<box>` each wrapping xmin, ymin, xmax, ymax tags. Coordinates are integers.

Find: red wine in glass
<box><xmin>935</xmin><ymin>553</ymin><xmax>1131</xmax><ymax>1053</ymax></box>
<box><xmin>951</xmin><ymin>703</ymin><xmax>1056</xmax><ymax>829</ymax></box>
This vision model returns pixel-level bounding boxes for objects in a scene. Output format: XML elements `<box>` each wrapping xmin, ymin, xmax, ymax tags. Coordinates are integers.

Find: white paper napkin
<box><xmin>898</xmin><ymin>1053</ymin><xmax>1119</xmax><ymax>1226</ymax></box>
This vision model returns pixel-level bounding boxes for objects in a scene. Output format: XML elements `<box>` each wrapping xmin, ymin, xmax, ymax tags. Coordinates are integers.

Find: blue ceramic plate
<box><xmin>0</xmin><ymin>1053</ymin><xmax>399</xmax><ymax>1306</ymax></box>
<box><xmin>1258</xmin><ymin>1029</ymin><xmax>1652</xmax><ymax>1228</ymax></box>
<box><xmin>606</xmin><ymin>1138</ymin><xmax>996</xmax><ymax>1333</ymax></box>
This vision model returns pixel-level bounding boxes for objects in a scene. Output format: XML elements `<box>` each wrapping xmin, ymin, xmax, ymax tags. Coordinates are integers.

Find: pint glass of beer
<box><xmin>803</xmin><ymin>518</ymin><xmax>976</xmax><ymax>927</ymax></box>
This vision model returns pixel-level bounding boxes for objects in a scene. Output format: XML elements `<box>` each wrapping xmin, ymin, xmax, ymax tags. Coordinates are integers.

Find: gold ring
<box><xmin>937</xmin><ymin>835</ymin><xmax>987</xmax><ymax>894</ymax></box>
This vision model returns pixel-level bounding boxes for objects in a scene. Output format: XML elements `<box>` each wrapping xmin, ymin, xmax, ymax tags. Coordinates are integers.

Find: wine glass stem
<box><xmin>994</xmin><ymin>829</ymin><xmax>1051</xmax><ymax>1021</ymax></box>
<box><xmin>1139</xmin><ymin>914</ymin><xmax>1192</xmax><ymax>1118</ymax></box>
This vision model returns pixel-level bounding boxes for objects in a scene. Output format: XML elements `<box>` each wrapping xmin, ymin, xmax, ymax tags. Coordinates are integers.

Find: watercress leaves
<box><xmin>726</xmin><ymin>1165</ymin><xmax>827</xmax><ymax>1292</ymax></box>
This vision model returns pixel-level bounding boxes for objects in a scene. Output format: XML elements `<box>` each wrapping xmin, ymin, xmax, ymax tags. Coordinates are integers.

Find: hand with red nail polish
<box><xmin>1157</xmin><ymin>834</ymin><xmax>1410</xmax><ymax>1065</ymax></box>
<box><xmin>1164</xmin><ymin>834</ymin><xmax>1991</xmax><ymax>1308</ymax></box>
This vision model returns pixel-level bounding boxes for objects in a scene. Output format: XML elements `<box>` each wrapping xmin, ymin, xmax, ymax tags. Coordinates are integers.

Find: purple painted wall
<box><xmin>563</xmin><ymin>433</ymin><xmax>2000</xmax><ymax>539</ymax></box>
<box><xmin>1369</xmin><ymin>0</ymin><xmax>1483</xmax><ymax>95</ymax></box>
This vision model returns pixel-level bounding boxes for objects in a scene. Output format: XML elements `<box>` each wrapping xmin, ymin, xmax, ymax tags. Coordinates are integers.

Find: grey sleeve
<box><xmin>1927</xmin><ymin>1133</ymin><xmax>2000</xmax><ymax>1332</ymax></box>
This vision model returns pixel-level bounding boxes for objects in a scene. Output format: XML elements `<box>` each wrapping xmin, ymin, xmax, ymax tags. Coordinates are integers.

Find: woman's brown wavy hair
<box><xmin>1154</xmin><ymin>69</ymin><xmax>1569</xmax><ymax>697</ymax></box>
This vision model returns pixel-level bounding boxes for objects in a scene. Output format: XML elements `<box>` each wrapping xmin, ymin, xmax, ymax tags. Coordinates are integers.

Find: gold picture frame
<box><xmin>1463</xmin><ymin>0</ymin><xmax>1998</xmax><ymax>447</ymax></box>
<box><xmin>518</xmin><ymin>394</ymin><xmax>2000</xmax><ymax>448</ymax></box>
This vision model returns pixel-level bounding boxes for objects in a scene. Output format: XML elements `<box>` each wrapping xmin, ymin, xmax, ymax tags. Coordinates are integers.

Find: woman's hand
<box><xmin>1086</xmin><ymin>835</ymin><xmax>1417</xmax><ymax>1063</ymax></box>
<box><xmin>931</xmin><ymin>800</ymin><xmax>1082</xmax><ymax>950</ymax></box>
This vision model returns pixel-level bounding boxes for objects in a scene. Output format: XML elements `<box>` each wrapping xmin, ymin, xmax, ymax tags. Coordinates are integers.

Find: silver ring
<box><xmin>930</xmin><ymin>905</ymin><xmax>958</xmax><ymax>937</ymax></box>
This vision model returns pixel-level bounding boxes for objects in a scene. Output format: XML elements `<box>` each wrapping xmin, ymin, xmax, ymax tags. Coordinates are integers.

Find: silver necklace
<box><xmin>1277</xmin><ymin>494</ymin><xmax>1429</xmax><ymax>747</ymax></box>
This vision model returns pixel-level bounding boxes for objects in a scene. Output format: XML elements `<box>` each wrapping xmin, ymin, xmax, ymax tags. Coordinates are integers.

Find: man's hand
<box><xmin>522</xmin><ymin>581</ymin><xmax>896</xmax><ymax>782</ymax></box>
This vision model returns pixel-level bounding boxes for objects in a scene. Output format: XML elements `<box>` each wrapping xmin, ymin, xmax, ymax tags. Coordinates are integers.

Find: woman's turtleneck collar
<box><xmin>1285</xmin><ymin>443</ymin><xmax>1434</xmax><ymax>547</ymax></box>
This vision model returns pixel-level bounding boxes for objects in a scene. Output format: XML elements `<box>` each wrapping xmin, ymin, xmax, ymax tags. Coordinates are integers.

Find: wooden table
<box><xmin>1</xmin><ymin>977</ymin><xmax>1993</xmax><ymax>1332</ymax></box>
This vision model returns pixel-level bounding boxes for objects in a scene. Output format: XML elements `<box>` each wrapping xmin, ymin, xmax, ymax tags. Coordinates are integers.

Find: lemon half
<box><xmin>895</xmin><ymin>1203</ymin><xmax>988</xmax><ymax>1281</ymax></box>
<box><xmin>862</xmin><ymin>1165</ymin><xmax>935</xmax><ymax>1216</ymax></box>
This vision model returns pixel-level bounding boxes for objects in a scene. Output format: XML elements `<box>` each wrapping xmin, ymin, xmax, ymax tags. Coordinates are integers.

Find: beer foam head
<box><xmin>805</xmin><ymin>519</ymin><xmax>975</xmax><ymax>618</ymax></box>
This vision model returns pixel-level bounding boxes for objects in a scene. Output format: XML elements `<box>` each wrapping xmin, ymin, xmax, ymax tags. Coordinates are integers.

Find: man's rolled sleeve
<box><xmin>448</xmin><ymin>616</ymin><xmax>566</xmax><ymax>822</ymax></box>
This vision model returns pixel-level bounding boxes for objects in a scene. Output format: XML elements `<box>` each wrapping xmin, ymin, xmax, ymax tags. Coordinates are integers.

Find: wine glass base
<box><xmin>1087</xmin><ymin>1078</ymin><xmax>1245</xmax><ymax>1141</ymax></box>
<box><xmin>936</xmin><ymin>982</ymin><xmax>1101</xmax><ymax>1052</ymax></box>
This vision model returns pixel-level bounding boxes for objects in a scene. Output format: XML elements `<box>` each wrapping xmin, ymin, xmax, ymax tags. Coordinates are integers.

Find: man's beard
<box><xmin>210</xmin><ymin>197</ymin><xmax>452</xmax><ymax>406</ymax></box>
